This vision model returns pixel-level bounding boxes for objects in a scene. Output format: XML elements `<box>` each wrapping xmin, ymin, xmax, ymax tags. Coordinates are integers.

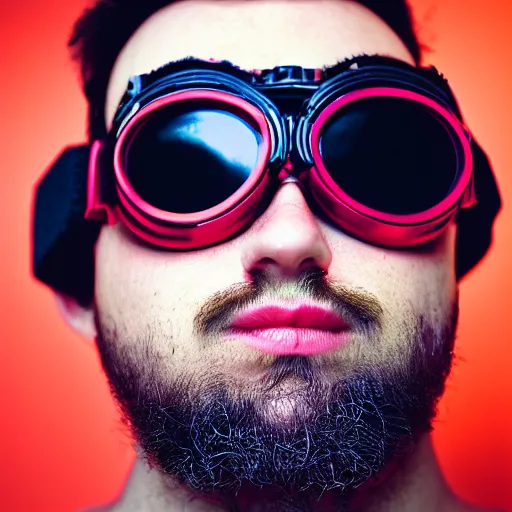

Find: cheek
<box><xmin>93</xmin><ymin>225</ymin><xmax>246</xmax><ymax>333</ymax></box>
<box><xmin>325</xmin><ymin>224</ymin><xmax>457</xmax><ymax>322</ymax></box>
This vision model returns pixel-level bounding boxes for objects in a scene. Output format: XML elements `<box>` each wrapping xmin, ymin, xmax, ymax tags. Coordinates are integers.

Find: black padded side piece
<box><xmin>456</xmin><ymin>140</ymin><xmax>502</xmax><ymax>278</ymax></box>
<box><xmin>32</xmin><ymin>145</ymin><xmax>101</xmax><ymax>304</ymax></box>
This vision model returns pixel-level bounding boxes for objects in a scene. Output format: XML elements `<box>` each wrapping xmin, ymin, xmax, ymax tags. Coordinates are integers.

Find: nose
<box><xmin>241</xmin><ymin>181</ymin><xmax>332</xmax><ymax>279</ymax></box>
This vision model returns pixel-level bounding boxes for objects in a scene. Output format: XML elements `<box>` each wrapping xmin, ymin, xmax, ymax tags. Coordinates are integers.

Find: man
<box><xmin>32</xmin><ymin>0</ymin><xmax>502</xmax><ymax>510</ymax></box>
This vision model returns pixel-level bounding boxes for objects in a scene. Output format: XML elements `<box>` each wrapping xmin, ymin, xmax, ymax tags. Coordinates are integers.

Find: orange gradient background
<box><xmin>1</xmin><ymin>0</ymin><xmax>511</xmax><ymax>511</ymax></box>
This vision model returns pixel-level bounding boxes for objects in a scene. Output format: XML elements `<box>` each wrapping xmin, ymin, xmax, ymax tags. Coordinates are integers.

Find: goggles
<box><xmin>86</xmin><ymin>55</ymin><xmax>475</xmax><ymax>249</ymax></box>
<box><xmin>32</xmin><ymin>55</ymin><xmax>501</xmax><ymax>301</ymax></box>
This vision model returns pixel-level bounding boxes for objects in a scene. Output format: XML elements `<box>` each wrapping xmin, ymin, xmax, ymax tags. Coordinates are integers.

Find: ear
<box><xmin>54</xmin><ymin>292</ymin><xmax>97</xmax><ymax>341</ymax></box>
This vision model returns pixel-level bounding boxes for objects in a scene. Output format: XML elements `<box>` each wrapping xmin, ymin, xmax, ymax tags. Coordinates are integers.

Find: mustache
<box><xmin>194</xmin><ymin>268</ymin><xmax>383</xmax><ymax>337</ymax></box>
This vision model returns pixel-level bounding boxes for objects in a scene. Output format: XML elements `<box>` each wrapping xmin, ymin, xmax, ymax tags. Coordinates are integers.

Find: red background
<box><xmin>1</xmin><ymin>0</ymin><xmax>511</xmax><ymax>511</ymax></box>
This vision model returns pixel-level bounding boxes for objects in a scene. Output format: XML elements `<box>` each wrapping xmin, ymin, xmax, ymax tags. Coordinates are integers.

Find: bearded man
<box><xmin>32</xmin><ymin>0</ymin><xmax>502</xmax><ymax>510</ymax></box>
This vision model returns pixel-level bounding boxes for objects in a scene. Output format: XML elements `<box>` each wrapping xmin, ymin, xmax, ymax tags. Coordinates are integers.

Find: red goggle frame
<box><xmin>85</xmin><ymin>63</ymin><xmax>476</xmax><ymax>250</ymax></box>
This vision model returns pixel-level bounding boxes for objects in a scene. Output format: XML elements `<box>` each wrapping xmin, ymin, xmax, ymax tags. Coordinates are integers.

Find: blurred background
<box><xmin>0</xmin><ymin>0</ymin><xmax>511</xmax><ymax>510</ymax></box>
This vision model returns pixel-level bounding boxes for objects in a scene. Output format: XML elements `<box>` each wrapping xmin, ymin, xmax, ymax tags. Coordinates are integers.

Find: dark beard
<box><xmin>94</xmin><ymin>274</ymin><xmax>457</xmax><ymax>511</ymax></box>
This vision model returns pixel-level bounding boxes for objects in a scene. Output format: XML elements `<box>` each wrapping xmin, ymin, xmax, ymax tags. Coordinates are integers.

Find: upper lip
<box><xmin>229</xmin><ymin>303</ymin><xmax>349</xmax><ymax>331</ymax></box>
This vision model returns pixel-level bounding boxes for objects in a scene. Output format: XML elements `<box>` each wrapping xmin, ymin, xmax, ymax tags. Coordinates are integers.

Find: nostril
<box><xmin>248</xmin><ymin>257</ymin><xmax>277</xmax><ymax>277</ymax></box>
<box><xmin>252</xmin><ymin>255</ymin><xmax>326</xmax><ymax>276</ymax></box>
<box><xmin>299</xmin><ymin>256</ymin><xmax>321</xmax><ymax>271</ymax></box>
<box><xmin>256</xmin><ymin>257</ymin><xmax>275</xmax><ymax>268</ymax></box>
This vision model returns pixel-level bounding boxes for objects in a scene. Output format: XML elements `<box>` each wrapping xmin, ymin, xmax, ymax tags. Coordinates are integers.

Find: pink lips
<box><xmin>228</xmin><ymin>304</ymin><xmax>350</xmax><ymax>355</ymax></box>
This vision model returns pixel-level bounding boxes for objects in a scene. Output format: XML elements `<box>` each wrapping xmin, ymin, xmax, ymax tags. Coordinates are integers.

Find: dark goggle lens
<box><xmin>124</xmin><ymin>104</ymin><xmax>263</xmax><ymax>213</ymax></box>
<box><xmin>319</xmin><ymin>96</ymin><xmax>459</xmax><ymax>215</ymax></box>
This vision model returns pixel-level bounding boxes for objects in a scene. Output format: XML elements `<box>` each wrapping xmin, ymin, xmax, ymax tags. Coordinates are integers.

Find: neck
<box><xmin>114</xmin><ymin>435</ymin><xmax>460</xmax><ymax>512</ymax></box>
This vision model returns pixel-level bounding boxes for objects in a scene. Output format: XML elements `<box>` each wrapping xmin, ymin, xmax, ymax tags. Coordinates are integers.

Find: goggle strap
<box><xmin>85</xmin><ymin>140</ymin><xmax>117</xmax><ymax>225</ymax></box>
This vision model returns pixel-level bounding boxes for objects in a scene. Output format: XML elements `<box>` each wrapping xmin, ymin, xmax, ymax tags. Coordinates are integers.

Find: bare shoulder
<box><xmin>76</xmin><ymin>503</ymin><xmax>119</xmax><ymax>512</ymax></box>
<box><xmin>453</xmin><ymin>502</ymin><xmax>506</xmax><ymax>512</ymax></box>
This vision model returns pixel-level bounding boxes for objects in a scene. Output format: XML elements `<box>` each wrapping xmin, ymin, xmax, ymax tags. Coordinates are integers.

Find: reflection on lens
<box><xmin>319</xmin><ymin>97</ymin><xmax>458</xmax><ymax>215</ymax></box>
<box><xmin>125</xmin><ymin>105</ymin><xmax>263</xmax><ymax>213</ymax></box>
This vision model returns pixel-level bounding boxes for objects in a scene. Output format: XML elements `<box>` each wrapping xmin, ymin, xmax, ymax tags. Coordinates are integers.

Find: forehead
<box><xmin>105</xmin><ymin>0</ymin><xmax>415</xmax><ymax>127</ymax></box>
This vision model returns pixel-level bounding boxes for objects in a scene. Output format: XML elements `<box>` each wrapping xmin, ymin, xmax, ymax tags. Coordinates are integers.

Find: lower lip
<box><xmin>228</xmin><ymin>327</ymin><xmax>349</xmax><ymax>356</ymax></box>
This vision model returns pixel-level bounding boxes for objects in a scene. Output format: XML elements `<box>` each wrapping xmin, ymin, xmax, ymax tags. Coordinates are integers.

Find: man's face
<box><xmin>93</xmin><ymin>0</ymin><xmax>458</xmax><ymax>503</ymax></box>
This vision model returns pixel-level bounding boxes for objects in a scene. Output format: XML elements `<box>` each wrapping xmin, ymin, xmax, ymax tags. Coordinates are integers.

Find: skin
<box><xmin>57</xmin><ymin>1</ymin><xmax>497</xmax><ymax>511</ymax></box>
